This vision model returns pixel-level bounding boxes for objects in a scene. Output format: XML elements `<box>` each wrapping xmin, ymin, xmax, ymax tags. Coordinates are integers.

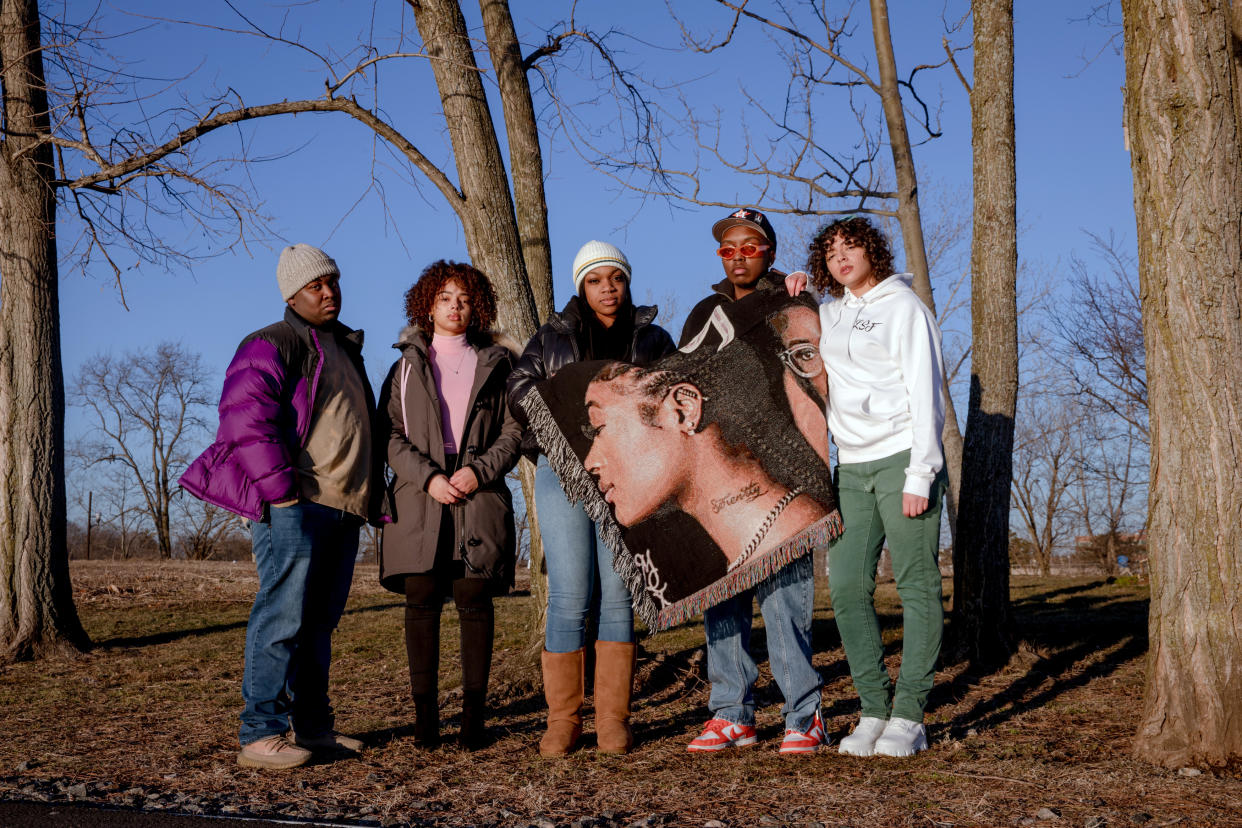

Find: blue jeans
<box><xmin>240</xmin><ymin>501</ymin><xmax>358</xmax><ymax>746</ymax></box>
<box><xmin>704</xmin><ymin>554</ymin><xmax>821</xmax><ymax>731</ymax></box>
<box><xmin>536</xmin><ymin>457</ymin><xmax>634</xmax><ymax>652</ymax></box>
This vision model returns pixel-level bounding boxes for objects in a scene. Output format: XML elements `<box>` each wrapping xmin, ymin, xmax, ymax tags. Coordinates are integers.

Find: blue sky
<box><xmin>54</xmin><ymin>1</ymin><xmax>1132</xmax><ymax>455</ymax></box>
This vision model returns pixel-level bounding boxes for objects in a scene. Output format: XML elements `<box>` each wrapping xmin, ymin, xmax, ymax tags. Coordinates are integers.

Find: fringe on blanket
<box><xmin>651</xmin><ymin>513</ymin><xmax>842</xmax><ymax>633</ymax></box>
<box><xmin>520</xmin><ymin>392</ymin><xmax>661</xmax><ymax>626</ymax></box>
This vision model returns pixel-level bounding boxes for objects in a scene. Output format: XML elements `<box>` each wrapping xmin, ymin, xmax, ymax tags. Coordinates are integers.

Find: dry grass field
<box><xmin>1</xmin><ymin>560</ymin><xmax>1238</xmax><ymax>827</ymax></box>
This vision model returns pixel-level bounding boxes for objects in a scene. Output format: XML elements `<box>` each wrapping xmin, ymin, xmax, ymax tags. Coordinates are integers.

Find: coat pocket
<box><xmin>461</xmin><ymin>489</ymin><xmax>515</xmax><ymax>581</ymax></box>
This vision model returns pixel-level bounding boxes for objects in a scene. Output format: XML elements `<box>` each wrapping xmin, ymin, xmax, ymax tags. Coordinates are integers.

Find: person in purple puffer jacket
<box><xmin>182</xmin><ymin>243</ymin><xmax>385</xmax><ymax>770</ymax></box>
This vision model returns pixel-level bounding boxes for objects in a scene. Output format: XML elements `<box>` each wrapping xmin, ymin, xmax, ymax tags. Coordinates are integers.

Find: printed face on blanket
<box><xmin>523</xmin><ymin>288</ymin><xmax>842</xmax><ymax>632</ymax></box>
<box><xmin>768</xmin><ymin>302</ymin><xmax>831</xmax><ymax>466</ymax></box>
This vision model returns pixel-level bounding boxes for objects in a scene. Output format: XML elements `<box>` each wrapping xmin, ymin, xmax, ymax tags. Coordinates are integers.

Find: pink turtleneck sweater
<box><xmin>429</xmin><ymin>333</ymin><xmax>478</xmax><ymax>455</ymax></box>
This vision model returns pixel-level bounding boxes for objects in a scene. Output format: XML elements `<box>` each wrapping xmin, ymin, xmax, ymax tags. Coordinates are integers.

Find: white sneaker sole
<box><xmin>874</xmin><ymin>736</ymin><xmax>928</xmax><ymax>757</ymax></box>
<box><xmin>237</xmin><ymin>751</ymin><xmax>310</xmax><ymax>770</ymax></box>
<box><xmin>838</xmin><ymin>742</ymin><xmax>878</xmax><ymax>757</ymax></box>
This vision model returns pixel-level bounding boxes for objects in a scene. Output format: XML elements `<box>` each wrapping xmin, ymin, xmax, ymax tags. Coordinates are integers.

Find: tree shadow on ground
<box><xmin>931</xmin><ymin>582</ymin><xmax>1148</xmax><ymax>737</ymax></box>
<box><xmin>619</xmin><ymin>579</ymin><xmax>1148</xmax><ymax>745</ymax></box>
<box><xmin>1011</xmin><ymin>578</ymin><xmax>1111</xmax><ymax>606</ymax></box>
<box><xmin>94</xmin><ymin>600</ymin><xmax>403</xmax><ymax>649</ymax></box>
<box><xmin>375</xmin><ymin>579</ymin><xmax>1148</xmax><ymax>748</ymax></box>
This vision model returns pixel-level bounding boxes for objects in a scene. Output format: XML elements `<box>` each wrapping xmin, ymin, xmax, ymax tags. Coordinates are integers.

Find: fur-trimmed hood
<box><xmin>394</xmin><ymin>324</ymin><xmax>523</xmax><ymax>361</ymax></box>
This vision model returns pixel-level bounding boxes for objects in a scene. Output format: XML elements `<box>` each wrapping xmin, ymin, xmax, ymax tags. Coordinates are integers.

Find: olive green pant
<box><xmin>829</xmin><ymin>450</ymin><xmax>945</xmax><ymax>722</ymax></box>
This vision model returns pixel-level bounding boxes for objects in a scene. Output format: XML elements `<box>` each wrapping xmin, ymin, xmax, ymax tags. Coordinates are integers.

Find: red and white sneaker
<box><xmin>779</xmin><ymin>710</ymin><xmax>827</xmax><ymax>755</ymax></box>
<box><xmin>687</xmin><ymin>718</ymin><xmax>758</xmax><ymax>752</ymax></box>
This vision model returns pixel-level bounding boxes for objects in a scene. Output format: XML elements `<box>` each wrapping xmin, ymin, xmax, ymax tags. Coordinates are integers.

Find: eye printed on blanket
<box><xmin>522</xmin><ymin>290</ymin><xmax>842</xmax><ymax>632</ymax></box>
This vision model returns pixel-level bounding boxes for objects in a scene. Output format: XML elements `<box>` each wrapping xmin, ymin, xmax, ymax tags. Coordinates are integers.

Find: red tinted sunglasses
<box><xmin>715</xmin><ymin>242</ymin><xmax>771</xmax><ymax>259</ymax></box>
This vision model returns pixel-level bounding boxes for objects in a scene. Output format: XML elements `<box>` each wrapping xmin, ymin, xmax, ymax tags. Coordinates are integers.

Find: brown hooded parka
<box><xmin>378</xmin><ymin>326</ymin><xmax>523</xmax><ymax>593</ymax></box>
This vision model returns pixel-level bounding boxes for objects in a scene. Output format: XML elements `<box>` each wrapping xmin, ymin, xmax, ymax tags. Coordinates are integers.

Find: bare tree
<box><xmin>174</xmin><ymin>496</ymin><xmax>247</xmax><ymax>562</ymax></box>
<box><xmin>1121</xmin><ymin>0</ymin><xmax>1242</xmax><ymax>767</ymax></box>
<box><xmin>951</xmin><ymin>0</ymin><xmax>1018</xmax><ymax>666</ymax></box>
<box><xmin>72</xmin><ymin>343</ymin><xmax>213</xmax><ymax>560</ymax></box>
<box><xmin>1</xmin><ymin>0</ymin><xmax>642</xmax><ymax>659</ymax></box>
<box><xmin>84</xmin><ymin>463</ymin><xmax>152</xmax><ymax>560</ymax></box>
<box><xmin>1010</xmin><ymin>397</ymin><xmax>1081</xmax><ymax>578</ymax></box>
<box><xmin>1053</xmin><ymin>232</ymin><xmax>1148</xmax><ymax>443</ymax></box>
<box><xmin>0</xmin><ymin>0</ymin><xmax>90</xmax><ymax>658</ymax></box>
<box><xmin>1072</xmin><ymin>420</ymin><xmax>1146</xmax><ymax>575</ymax></box>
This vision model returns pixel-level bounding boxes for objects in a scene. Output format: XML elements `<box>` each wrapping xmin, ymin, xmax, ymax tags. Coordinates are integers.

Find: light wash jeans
<box><xmin>704</xmin><ymin>554</ymin><xmax>821</xmax><ymax>731</ymax></box>
<box><xmin>240</xmin><ymin>501</ymin><xmax>358</xmax><ymax>746</ymax></box>
<box><xmin>535</xmin><ymin>457</ymin><xmax>634</xmax><ymax>652</ymax></box>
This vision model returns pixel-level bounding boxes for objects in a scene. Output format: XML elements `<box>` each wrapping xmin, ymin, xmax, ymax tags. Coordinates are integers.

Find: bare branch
<box><xmin>943</xmin><ymin>36</ymin><xmax>971</xmax><ymax>94</ymax></box>
<box><xmin>48</xmin><ymin>96</ymin><xmax>460</xmax><ymax>205</ymax></box>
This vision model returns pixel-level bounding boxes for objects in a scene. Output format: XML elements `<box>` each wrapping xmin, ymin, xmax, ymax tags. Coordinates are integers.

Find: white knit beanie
<box><xmin>277</xmin><ymin>243</ymin><xmax>340</xmax><ymax>301</ymax></box>
<box><xmin>571</xmin><ymin>240</ymin><xmax>631</xmax><ymax>293</ymax></box>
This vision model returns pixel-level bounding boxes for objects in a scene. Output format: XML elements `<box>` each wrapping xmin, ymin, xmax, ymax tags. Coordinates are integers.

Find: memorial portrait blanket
<box><xmin>521</xmin><ymin>289</ymin><xmax>844</xmax><ymax>632</ymax></box>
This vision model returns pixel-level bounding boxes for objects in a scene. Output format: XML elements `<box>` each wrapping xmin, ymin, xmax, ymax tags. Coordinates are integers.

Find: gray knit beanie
<box><xmin>572</xmin><ymin>240</ymin><xmax>631</xmax><ymax>293</ymax></box>
<box><xmin>277</xmin><ymin>243</ymin><xmax>340</xmax><ymax>301</ymax></box>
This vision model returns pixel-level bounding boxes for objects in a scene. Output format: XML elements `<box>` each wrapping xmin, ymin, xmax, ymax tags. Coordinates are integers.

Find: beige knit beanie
<box><xmin>277</xmin><ymin>243</ymin><xmax>340</xmax><ymax>301</ymax></box>
<box><xmin>571</xmin><ymin>240</ymin><xmax>631</xmax><ymax>293</ymax></box>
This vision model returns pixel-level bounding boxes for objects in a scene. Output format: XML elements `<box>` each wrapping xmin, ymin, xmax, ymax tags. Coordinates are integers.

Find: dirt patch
<box><xmin>0</xmin><ymin>562</ymin><xmax>1237</xmax><ymax>827</ymax></box>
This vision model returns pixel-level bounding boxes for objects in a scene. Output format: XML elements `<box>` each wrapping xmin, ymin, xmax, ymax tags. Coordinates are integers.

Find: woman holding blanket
<box><xmin>508</xmin><ymin>241</ymin><xmax>675</xmax><ymax>755</ymax></box>
<box><xmin>378</xmin><ymin>261</ymin><xmax>522</xmax><ymax>750</ymax></box>
<box><xmin>788</xmin><ymin>216</ymin><xmax>948</xmax><ymax>757</ymax></box>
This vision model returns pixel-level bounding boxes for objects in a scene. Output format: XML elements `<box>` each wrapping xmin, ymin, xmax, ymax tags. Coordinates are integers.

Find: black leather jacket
<box><xmin>507</xmin><ymin>295</ymin><xmax>676</xmax><ymax>457</ymax></box>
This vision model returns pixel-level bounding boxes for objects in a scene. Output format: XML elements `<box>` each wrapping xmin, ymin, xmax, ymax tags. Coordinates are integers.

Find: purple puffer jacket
<box><xmin>180</xmin><ymin>307</ymin><xmax>379</xmax><ymax>522</ymax></box>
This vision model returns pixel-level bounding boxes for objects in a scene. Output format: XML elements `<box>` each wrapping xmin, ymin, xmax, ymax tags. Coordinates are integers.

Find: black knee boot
<box><xmin>456</xmin><ymin>581</ymin><xmax>494</xmax><ymax>749</ymax></box>
<box><xmin>405</xmin><ymin>575</ymin><xmax>442</xmax><ymax>748</ymax></box>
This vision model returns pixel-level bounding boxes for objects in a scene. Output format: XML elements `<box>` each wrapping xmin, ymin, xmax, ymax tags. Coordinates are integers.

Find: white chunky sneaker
<box><xmin>837</xmin><ymin>716</ymin><xmax>888</xmax><ymax>757</ymax></box>
<box><xmin>873</xmin><ymin>717</ymin><xmax>928</xmax><ymax>757</ymax></box>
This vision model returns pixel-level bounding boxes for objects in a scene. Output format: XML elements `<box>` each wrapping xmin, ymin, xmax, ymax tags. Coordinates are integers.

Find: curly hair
<box><xmin>403</xmin><ymin>259</ymin><xmax>498</xmax><ymax>340</ymax></box>
<box><xmin>805</xmin><ymin>216</ymin><xmax>895</xmax><ymax>298</ymax></box>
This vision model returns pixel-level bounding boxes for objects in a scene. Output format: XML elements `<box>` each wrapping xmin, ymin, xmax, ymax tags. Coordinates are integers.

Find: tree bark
<box><xmin>470</xmin><ymin>1</ymin><xmax>553</xmax><ymax>654</ymax></box>
<box><xmin>1122</xmin><ymin>0</ymin><xmax>1242</xmax><ymax>768</ymax></box>
<box><xmin>516</xmin><ymin>458</ymin><xmax>547</xmax><ymax>658</ymax></box>
<box><xmin>869</xmin><ymin>0</ymin><xmax>965</xmax><ymax>543</ymax></box>
<box><xmin>478</xmin><ymin>0</ymin><xmax>554</xmax><ymax>324</ymax></box>
<box><xmin>408</xmin><ymin>0</ymin><xmax>539</xmax><ymax>341</ymax></box>
<box><xmin>0</xmin><ymin>0</ymin><xmax>90</xmax><ymax>660</ymax></box>
<box><xmin>951</xmin><ymin>0</ymin><xmax>1018</xmax><ymax>666</ymax></box>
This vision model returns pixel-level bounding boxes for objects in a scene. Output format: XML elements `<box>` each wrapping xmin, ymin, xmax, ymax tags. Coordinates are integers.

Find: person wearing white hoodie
<box><xmin>788</xmin><ymin>215</ymin><xmax>947</xmax><ymax>758</ymax></box>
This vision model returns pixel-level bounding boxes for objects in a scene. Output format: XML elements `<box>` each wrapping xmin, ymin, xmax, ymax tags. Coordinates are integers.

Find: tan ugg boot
<box><xmin>539</xmin><ymin>648</ymin><xmax>584</xmax><ymax>756</ymax></box>
<box><xmin>594</xmin><ymin>640</ymin><xmax>636</xmax><ymax>754</ymax></box>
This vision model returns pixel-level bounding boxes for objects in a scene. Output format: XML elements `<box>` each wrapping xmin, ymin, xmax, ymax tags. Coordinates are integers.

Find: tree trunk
<box><xmin>474</xmin><ymin>1</ymin><xmax>556</xmax><ymax>628</ymax></box>
<box><xmin>0</xmin><ymin>0</ymin><xmax>90</xmax><ymax>661</ymax></box>
<box><xmin>409</xmin><ymin>0</ymin><xmax>539</xmax><ymax>340</ymax></box>
<box><xmin>869</xmin><ymin>0</ymin><xmax>965</xmax><ymax>543</ymax></box>
<box><xmin>478</xmin><ymin>0</ymin><xmax>555</xmax><ymax>325</ymax></box>
<box><xmin>952</xmin><ymin>0</ymin><xmax>1018</xmax><ymax>667</ymax></box>
<box><xmin>516</xmin><ymin>458</ymin><xmax>547</xmax><ymax>660</ymax></box>
<box><xmin>1122</xmin><ymin>0</ymin><xmax>1242</xmax><ymax>768</ymax></box>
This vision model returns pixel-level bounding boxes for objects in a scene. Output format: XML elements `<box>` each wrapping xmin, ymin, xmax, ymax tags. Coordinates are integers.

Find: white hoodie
<box><xmin>818</xmin><ymin>273</ymin><xmax>946</xmax><ymax>498</ymax></box>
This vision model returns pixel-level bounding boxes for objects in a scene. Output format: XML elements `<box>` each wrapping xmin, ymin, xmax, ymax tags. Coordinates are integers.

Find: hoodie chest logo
<box><xmin>853</xmin><ymin>318</ymin><xmax>882</xmax><ymax>332</ymax></box>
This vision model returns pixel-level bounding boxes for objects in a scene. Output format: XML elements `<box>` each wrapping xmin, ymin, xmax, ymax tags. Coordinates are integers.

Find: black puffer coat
<box><xmin>507</xmin><ymin>296</ymin><xmax>676</xmax><ymax>457</ymax></box>
<box><xmin>378</xmin><ymin>326</ymin><xmax>523</xmax><ymax>593</ymax></box>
